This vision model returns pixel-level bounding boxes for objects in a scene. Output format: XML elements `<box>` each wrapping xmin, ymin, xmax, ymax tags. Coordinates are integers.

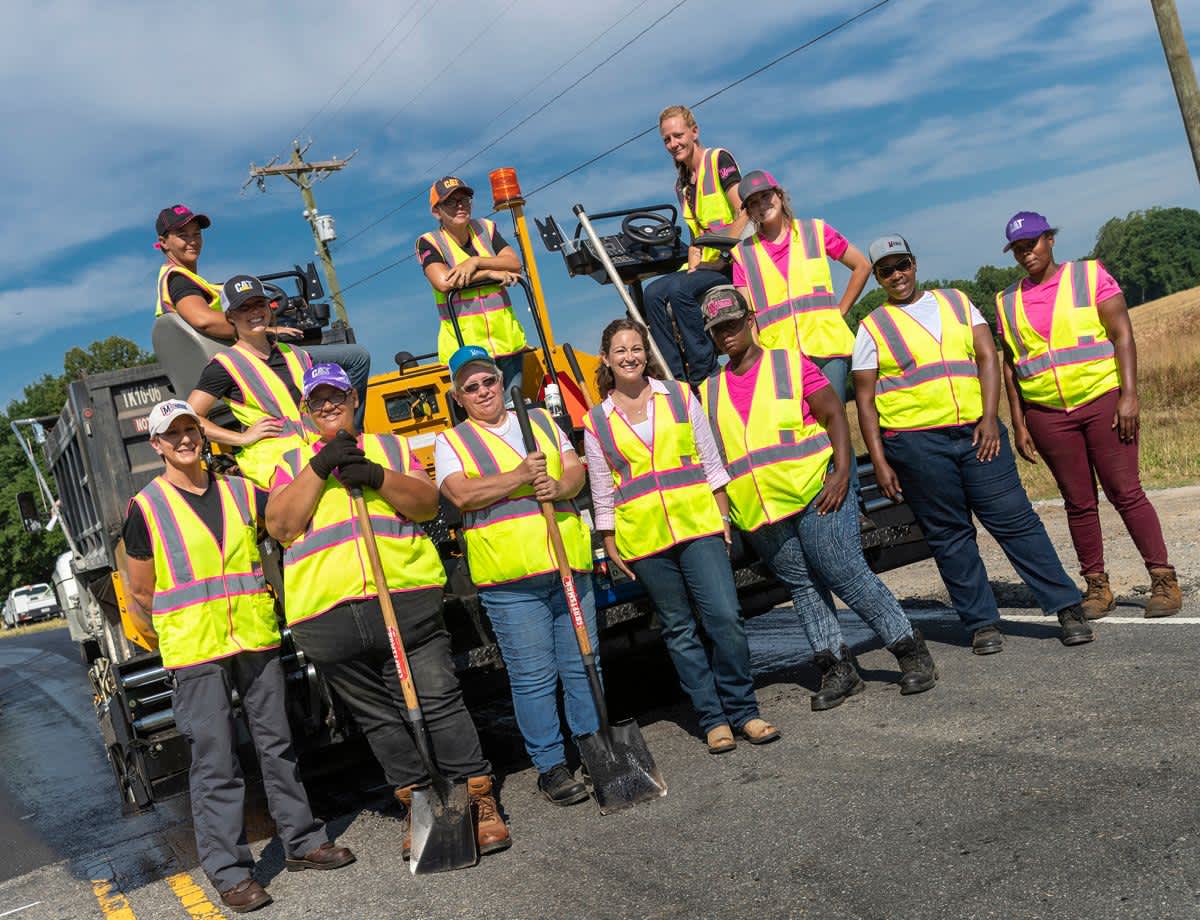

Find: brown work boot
<box><xmin>1080</xmin><ymin>572</ymin><xmax>1115</xmax><ymax>619</ymax></box>
<box><xmin>1145</xmin><ymin>567</ymin><xmax>1182</xmax><ymax>618</ymax></box>
<box><xmin>219</xmin><ymin>879</ymin><xmax>272</xmax><ymax>914</ymax></box>
<box><xmin>393</xmin><ymin>784</ymin><xmax>420</xmax><ymax>861</ymax></box>
<box><xmin>284</xmin><ymin>841</ymin><xmax>356</xmax><ymax>872</ymax></box>
<box><xmin>467</xmin><ymin>775</ymin><xmax>512</xmax><ymax>856</ymax></box>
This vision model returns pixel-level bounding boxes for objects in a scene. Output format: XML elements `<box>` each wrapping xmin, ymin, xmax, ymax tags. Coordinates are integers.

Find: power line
<box><xmin>340</xmin><ymin>0</ymin><xmax>891</xmax><ymax>293</ymax></box>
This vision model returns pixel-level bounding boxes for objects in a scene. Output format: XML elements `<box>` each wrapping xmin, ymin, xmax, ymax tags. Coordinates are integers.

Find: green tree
<box><xmin>1091</xmin><ymin>207</ymin><xmax>1200</xmax><ymax>306</ymax></box>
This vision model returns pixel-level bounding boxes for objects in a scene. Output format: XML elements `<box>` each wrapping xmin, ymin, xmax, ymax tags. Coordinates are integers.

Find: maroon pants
<box><xmin>1023</xmin><ymin>387</ymin><xmax>1170</xmax><ymax>575</ymax></box>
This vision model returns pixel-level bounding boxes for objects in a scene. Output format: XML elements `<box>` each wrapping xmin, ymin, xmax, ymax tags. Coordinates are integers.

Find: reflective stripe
<box><xmin>154</xmin><ymin>572</ymin><xmax>265</xmax><ymax>611</ymax></box>
<box><xmin>875</xmin><ymin>361</ymin><xmax>979</xmax><ymax>393</ymax></box>
<box><xmin>613</xmin><ymin>466</ymin><xmax>708</xmax><ymax>503</ymax></box>
<box><xmin>1000</xmin><ymin>286</ymin><xmax>1028</xmax><ymax>361</ymax></box>
<box><xmin>936</xmin><ymin>288</ymin><xmax>970</xmax><ymax>325</ymax></box>
<box><xmin>1071</xmin><ymin>261</ymin><xmax>1090</xmax><ymax>308</ymax></box>
<box><xmin>374</xmin><ymin>435</ymin><xmax>405</xmax><ymax>471</ymax></box>
<box><xmin>726</xmin><ymin>434</ymin><xmax>833</xmax><ymax>479</ymax></box>
<box><xmin>737</xmin><ymin>238</ymin><xmax>769</xmax><ymax>312</ymax></box>
<box><xmin>757</xmin><ymin>292</ymin><xmax>838</xmax><ymax>327</ymax></box>
<box><xmin>587</xmin><ymin>406</ymin><xmax>631</xmax><ymax>480</ymax></box>
<box><xmin>705</xmin><ymin>376</ymin><xmax>728</xmax><ymax>466</ymax></box>
<box><xmin>140</xmin><ymin>481</ymin><xmax>194</xmax><ymax>584</ymax></box>
<box><xmin>869</xmin><ymin>310</ymin><xmax>917</xmax><ymax>372</ymax></box>
<box><xmin>452</xmin><ymin>424</ymin><xmax>501</xmax><ymax>475</ymax></box>
<box><xmin>530</xmin><ymin>409</ymin><xmax>557</xmax><ymax>445</ymax></box>
<box><xmin>283</xmin><ymin>516</ymin><xmax>421</xmax><ymax>565</ymax></box>
<box><xmin>661</xmin><ymin>380</ymin><xmax>689</xmax><ymax>423</ymax></box>
<box><xmin>214</xmin><ymin>344</ymin><xmax>318</xmax><ymax>438</ymax></box>
<box><xmin>700</xmin><ymin>149</ymin><xmax>720</xmax><ymax>196</ymax></box>
<box><xmin>771</xmin><ymin>349</ymin><xmax>793</xmax><ymax>400</ymax></box>
<box><xmin>464</xmin><ymin>495</ymin><xmax>574</xmax><ymax>526</ymax></box>
<box><xmin>1015</xmin><ymin>340</ymin><xmax>1116</xmax><ymax>379</ymax></box>
<box><xmin>436</xmin><ymin>289</ymin><xmax>509</xmax><ymax>321</ymax></box>
<box><xmin>796</xmin><ymin>219</ymin><xmax>819</xmax><ymax>258</ymax></box>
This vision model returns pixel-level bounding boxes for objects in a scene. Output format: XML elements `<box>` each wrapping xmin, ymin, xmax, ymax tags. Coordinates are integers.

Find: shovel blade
<box><xmin>577</xmin><ymin>719</ymin><xmax>667</xmax><ymax>815</ymax></box>
<box><xmin>409</xmin><ymin>783</ymin><xmax>478</xmax><ymax>875</ymax></box>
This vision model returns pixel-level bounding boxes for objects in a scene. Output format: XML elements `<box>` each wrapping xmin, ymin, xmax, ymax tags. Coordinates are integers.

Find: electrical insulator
<box><xmin>314</xmin><ymin>214</ymin><xmax>337</xmax><ymax>242</ymax></box>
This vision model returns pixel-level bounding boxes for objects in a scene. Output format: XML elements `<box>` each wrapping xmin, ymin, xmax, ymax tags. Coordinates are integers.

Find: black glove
<box><xmin>334</xmin><ymin>458</ymin><xmax>386</xmax><ymax>491</ymax></box>
<box><xmin>309</xmin><ymin>431</ymin><xmax>364</xmax><ymax>480</ymax></box>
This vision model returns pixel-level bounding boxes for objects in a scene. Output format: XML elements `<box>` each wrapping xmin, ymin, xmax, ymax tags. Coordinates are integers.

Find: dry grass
<box><xmin>0</xmin><ymin>618</ymin><xmax>68</xmax><ymax>640</ymax></box>
<box><xmin>847</xmin><ymin>286</ymin><xmax>1200</xmax><ymax>499</ymax></box>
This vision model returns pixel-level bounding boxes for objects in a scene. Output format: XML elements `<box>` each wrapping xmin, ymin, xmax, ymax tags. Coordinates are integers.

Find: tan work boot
<box><xmin>394</xmin><ymin>784</ymin><xmax>419</xmax><ymax>861</ymax></box>
<box><xmin>1145</xmin><ymin>567</ymin><xmax>1182</xmax><ymax>618</ymax></box>
<box><xmin>1081</xmin><ymin>572</ymin><xmax>1115</xmax><ymax>619</ymax></box>
<box><xmin>467</xmin><ymin>775</ymin><xmax>512</xmax><ymax>856</ymax></box>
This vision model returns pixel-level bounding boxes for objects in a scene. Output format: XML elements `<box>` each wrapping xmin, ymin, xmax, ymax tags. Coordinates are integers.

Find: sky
<box><xmin>2</xmin><ymin>0</ymin><xmax>1198</xmax><ymax>407</ymax></box>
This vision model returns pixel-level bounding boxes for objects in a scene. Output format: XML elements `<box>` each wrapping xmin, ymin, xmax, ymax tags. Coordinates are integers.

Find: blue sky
<box><xmin>2</xmin><ymin>0</ymin><xmax>1198</xmax><ymax>408</ymax></box>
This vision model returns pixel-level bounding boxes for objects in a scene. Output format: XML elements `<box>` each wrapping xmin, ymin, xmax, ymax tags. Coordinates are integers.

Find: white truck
<box><xmin>3</xmin><ymin>583</ymin><xmax>61</xmax><ymax>629</ymax></box>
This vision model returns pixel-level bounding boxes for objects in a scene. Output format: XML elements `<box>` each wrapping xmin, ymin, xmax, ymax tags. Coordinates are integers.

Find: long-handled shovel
<box><xmin>511</xmin><ymin>393</ymin><xmax>666</xmax><ymax>814</ymax></box>
<box><xmin>350</xmin><ymin>488</ymin><xmax>477</xmax><ymax>874</ymax></box>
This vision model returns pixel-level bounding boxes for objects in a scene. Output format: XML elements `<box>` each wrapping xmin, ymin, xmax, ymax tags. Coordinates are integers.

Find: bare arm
<box><xmin>836</xmin><ymin>244</ymin><xmax>872</xmax><ymax>316</ymax></box>
<box><xmin>1096</xmin><ymin>292</ymin><xmax>1139</xmax><ymax>442</ymax></box>
<box><xmin>374</xmin><ymin>468</ymin><xmax>440</xmax><ymax>522</ymax></box>
<box><xmin>265</xmin><ymin>466</ymin><xmax>326</xmax><ymax>544</ymax></box>
<box><xmin>186</xmin><ymin>388</ymin><xmax>283</xmax><ymax>448</ymax></box>
<box><xmin>533</xmin><ymin>448</ymin><xmax>586</xmax><ymax>502</ymax></box>
<box><xmin>125</xmin><ymin>554</ymin><xmax>156</xmax><ymax>615</ymax></box>
<box><xmin>428</xmin><ymin>245</ymin><xmax>524</xmax><ymax>291</ymax></box>
<box><xmin>807</xmin><ymin>385</ymin><xmax>851</xmax><ymax>514</ymax></box>
<box><xmin>853</xmin><ymin>368</ymin><xmax>901</xmax><ymax>501</ymax></box>
<box><xmin>971</xmin><ymin>324</ymin><xmax>1002</xmax><ymax>462</ymax></box>
<box><xmin>175</xmin><ymin>294</ymin><xmax>235</xmax><ymax>340</ymax></box>
<box><xmin>439</xmin><ymin>459</ymin><xmax>539</xmax><ymax>511</ymax></box>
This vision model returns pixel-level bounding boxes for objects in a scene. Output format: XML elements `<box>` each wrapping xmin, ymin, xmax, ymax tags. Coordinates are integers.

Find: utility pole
<box><xmin>1151</xmin><ymin>0</ymin><xmax>1200</xmax><ymax>184</ymax></box>
<box><xmin>246</xmin><ymin>141</ymin><xmax>357</xmax><ymax>324</ymax></box>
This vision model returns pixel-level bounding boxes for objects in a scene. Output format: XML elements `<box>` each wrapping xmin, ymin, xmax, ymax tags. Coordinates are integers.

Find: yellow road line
<box><xmin>164</xmin><ymin>871</ymin><xmax>225</xmax><ymax>919</ymax></box>
<box><xmin>90</xmin><ymin>878</ymin><xmax>137</xmax><ymax>920</ymax></box>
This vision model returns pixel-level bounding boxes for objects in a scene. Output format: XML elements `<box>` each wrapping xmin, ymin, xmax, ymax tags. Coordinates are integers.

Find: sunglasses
<box><xmin>440</xmin><ymin>194</ymin><xmax>473</xmax><ymax>211</ymax></box>
<box><xmin>876</xmin><ymin>258</ymin><xmax>914</xmax><ymax>279</ymax></box>
<box><xmin>460</xmin><ymin>374</ymin><xmax>500</xmax><ymax>396</ymax></box>
<box><xmin>305</xmin><ymin>390</ymin><xmax>351</xmax><ymax>410</ymax></box>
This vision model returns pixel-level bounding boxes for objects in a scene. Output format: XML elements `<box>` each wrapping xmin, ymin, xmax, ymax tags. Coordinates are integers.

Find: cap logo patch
<box><xmin>234</xmin><ymin>280</ymin><xmax>253</xmax><ymax>293</ymax></box>
<box><xmin>173</xmin><ymin>206</ymin><xmax>189</xmax><ymax>215</ymax></box>
<box><xmin>705</xmin><ymin>295</ymin><xmax>734</xmax><ymax>316</ymax></box>
<box><xmin>1009</xmin><ymin>218</ymin><xmax>1024</xmax><ymax>233</ymax></box>
<box><xmin>444</xmin><ymin>178</ymin><xmax>460</xmax><ymax>188</ymax></box>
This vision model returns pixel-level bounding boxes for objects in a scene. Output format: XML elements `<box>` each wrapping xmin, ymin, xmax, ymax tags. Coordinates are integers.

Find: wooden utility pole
<box><xmin>1151</xmin><ymin>0</ymin><xmax>1200</xmax><ymax>184</ymax></box>
<box><xmin>247</xmin><ymin>142</ymin><xmax>356</xmax><ymax>324</ymax></box>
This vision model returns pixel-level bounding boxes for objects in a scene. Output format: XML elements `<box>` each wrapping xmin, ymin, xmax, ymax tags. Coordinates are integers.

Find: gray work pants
<box><xmin>170</xmin><ymin>650</ymin><xmax>327</xmax><ymax>891</ymax></box>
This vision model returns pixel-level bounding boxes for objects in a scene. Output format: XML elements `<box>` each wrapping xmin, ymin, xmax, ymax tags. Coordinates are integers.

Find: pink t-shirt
<box><xmin>724</xmin><ymin>352</ymin><xmax>830</xmax><ymax>426</ymax></box>
<box><xmin>1004</xmin><ymin>261</ymin><xmax>1122</xmax><ymax>341</ymax></box>
<box><xmin>732</xmin><ymin>222</ymin><xmax>849</xmax><ymax>288</ymax></box>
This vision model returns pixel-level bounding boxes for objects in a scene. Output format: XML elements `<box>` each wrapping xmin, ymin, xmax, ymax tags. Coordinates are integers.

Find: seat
<box><xmin>151</xmin><ymin>313</ymin><xmax>238</xmax><ymax>430</ymax></box>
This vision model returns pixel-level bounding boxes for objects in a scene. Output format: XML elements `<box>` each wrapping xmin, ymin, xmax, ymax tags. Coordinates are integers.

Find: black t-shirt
<box><xmin>167</xmin><ymin>272</ymin><xmax>211</xmax><ymax>306</ymax></box>
<box><xmin>416</xmin><ymin>224</ymin><xmax>511</xmax><ymax>269</ymax></box>
<box><xmin>123</xmin><ymin>475</ymin><xmax>269</xmax><ymax>560</ymax></box>
<box><xmin>194</xmin><ymin>345</ymin><xmax>304</xmax><ymax>405</ymax></box>
<box><xmin>678</xmin><ymin>149</ymin><xmax>741</xmax><ymax>213</ymax></box>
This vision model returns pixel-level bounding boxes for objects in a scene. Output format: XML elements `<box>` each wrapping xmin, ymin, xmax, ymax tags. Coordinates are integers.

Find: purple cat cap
<box><xmin>1003</xmin><ymin>211</ymin><xmax>1053</xmax><ymax>251</ymax></box>
<box><xmin>301</xmin><ymin>363</ymin><xmax>353</xmax><ymax>400</ymax></box>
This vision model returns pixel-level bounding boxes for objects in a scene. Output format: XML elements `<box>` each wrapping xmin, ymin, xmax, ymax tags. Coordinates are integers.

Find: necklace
<box><xmin>613</xmin><ymin>384</ymin><xmax>650</xmax><ymax>421</ymax></box>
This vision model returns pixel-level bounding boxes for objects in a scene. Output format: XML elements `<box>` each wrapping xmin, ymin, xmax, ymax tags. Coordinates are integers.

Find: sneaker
<box><xmin>888</xmin><ymin>628</ymin><xmax>938</xmax><ymax>694</ymax></box>
<box><xmin>1145</xmin><ymin>567</ymin><xmax>1182</xmax><ymax>618</ymax></box>
<box><xmin>1081</xmin><ymin>572</ymin><xmax>1115</xmax><ymax>619</ymax></box>
<box><xmin>467</xmin><ymin>775</ymin><xmax>512</xmax><ymax>855</ymax></box>
<box><xmin>1057</xmin><ymin>604</ymin><xmax>1095</xmax><ymax>646</ymax></box>
<box><xmin>971</xmin><ymin>625</ymin><xmax>1004</xmax><ymax>655</ymax></box>
<box><xmin>811</xmin><ymin>646</ymin><xmax>865</xmax><ymax>711</ymax></box>
<box><xmin>537</xmin><ymin>764</ymin><xmax>589</xmax><ymax>806</ymax></box>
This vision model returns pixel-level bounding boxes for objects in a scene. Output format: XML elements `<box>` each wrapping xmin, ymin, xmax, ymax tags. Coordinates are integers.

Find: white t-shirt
<box><xmin>852</xmin><ymin>290</ymin><xmax>987</xmax><ymax>371</ymax></box>
<box><xmin>434</xmin><ymin>411</ymin><xmax>574</xmax><ymax>486</ymax></box>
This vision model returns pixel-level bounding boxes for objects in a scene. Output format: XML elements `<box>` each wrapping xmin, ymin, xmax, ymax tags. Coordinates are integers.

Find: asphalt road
<box><xmin>0</xmin><ymin>605</ymin><xmax>1197</xmax><ymax>920</ymax></box>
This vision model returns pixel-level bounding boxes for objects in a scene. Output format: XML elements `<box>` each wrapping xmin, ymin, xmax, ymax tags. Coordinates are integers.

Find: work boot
<box><xmin>284</xmin><ymin>841</ymin><xmax>356</xmax><ymax>872</ymax></box>
<box><xmin>537</xmin><ymin>764</ymin><xmax>589</xmax><ymax>806</ymax></box>
<box><xmin>811</xmin><ymin>646</ymin><xmax>865</xmax><ymax>711</ymax></box>
<box><xmin>1057</xmin><ymin>604</ymin><xmax>1095</xmax><ymax>646</ymax></box>
<box><xmin>219</xmin><ymin>879</ymin><xmax>272</xmax><ymax>914</ymax></box>
<box><xmin>467</xmin><ymin>775</ymin><xmax>512</xmax><ymax>856</ymax></box>
<box><xmin>393</xmin><ymin>784</ymin><xmax>421</xmax><ymax>861</ymax></box>
<box><xmin>971</xmin><ymin>625</ymin><xmax>1004</xmax><ymax>655</ymax></box>
<box><xmin>1081</xmin><ymin>572</ymin><xmax>1115</xmax><ymax>619</ymax></box>
<box><xmin>1145</xmin><ymin>567</ymin><xmax>1183</xmax><ymax>618</ymax></box>
<box><xmin>888</xmin><ymin>628</ymin><xmax>938</xmax><ymax>695</ymax></box>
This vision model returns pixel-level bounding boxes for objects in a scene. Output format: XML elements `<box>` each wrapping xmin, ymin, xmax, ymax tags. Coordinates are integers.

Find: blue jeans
<box><xmin>306</xmin><ymin>343</ymin><xmax>371</xmax><ymax>427</ymax></box>
<box><xmin>628</xmin><ymin>536</ymin><xmax>758</xmax><ymax>733</ymax></box>
<box><xmin>745</xmin><ymin>489</ymin><xmax>913</xmax><ymax>657</ymax></box>
<box><xmin>882</xmin><ymin>422</ymin><xmax>1081</xmax><ymax>633</ymax></box>
<box><xmin>643</xmin><ymin>269</ymin><xmax>728</xmax><ymax>384</ymax></box>
<box><xmin>496</xmin><ymin>353</ymin><xmax>524</xmax><ymax>408</ymax></box>
<box><xmin>479</xmin><ymin>572</ymin><xmax>601</xmax><ymax>773</ymax></box>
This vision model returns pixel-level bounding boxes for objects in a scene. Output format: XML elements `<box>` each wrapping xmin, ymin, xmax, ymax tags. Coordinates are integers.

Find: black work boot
<box><xmin>971</xmin><ymin>625</ymin><xmax>1004</xmax><ymax>655</ymax></box>
<box><xmin>811</xmin><ymin>646</ymin><xmax>865</xmax><ymax>711</ymax></box>
<box><xmin>888</xmin><ymin>628</ymin><xmax>938</xmax><ymax>695</ymax></box>
<box><xmin>537</xmin><ymin>764</ymin><xmax>589</xmax><ymax>806</ymax></box>
<box><xmin>1057</xmin><ymin>604</ymin><xmax>1095</xmax><ymax>646</ymax></box>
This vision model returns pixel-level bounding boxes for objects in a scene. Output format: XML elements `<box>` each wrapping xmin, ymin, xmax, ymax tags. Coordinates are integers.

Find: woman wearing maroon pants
<box><xmin>995</xmin><ymin>211</ymin><xmax>1181</xmax><ymax>618</ymax></box>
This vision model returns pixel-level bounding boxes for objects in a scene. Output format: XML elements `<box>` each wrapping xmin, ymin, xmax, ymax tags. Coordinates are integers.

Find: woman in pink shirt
<box><xmin>997</xmin><ymin>211</ymin><xmax>1180</xmax><ymax>617</ymax></box>
<box><xmin>584</xmin><ymin>319</ymin><xmax>778</xmax><ymax>754</ymax></box>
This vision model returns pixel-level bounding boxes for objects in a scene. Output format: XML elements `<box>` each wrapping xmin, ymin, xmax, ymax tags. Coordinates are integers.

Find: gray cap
<box><xmin>868</xmin><ymin>234</ymin><xmax>914</xmax><ymax>266</ymax></box>
<box><xmin>701</xmin><ymin>285</ymin><xmax>750</xmax><ymax>331</ymax></box>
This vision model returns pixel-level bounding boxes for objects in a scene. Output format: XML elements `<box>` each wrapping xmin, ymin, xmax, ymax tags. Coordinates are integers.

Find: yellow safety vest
<box><xmin>702</xmin><ymin>349</ymin><xmax>833</xmax><ymax>532</ymax></box>
<box><xmin>210</xmin><ymin>342</ymin><xmax>319</xmax><ymax>488</ymax></box>
<box><xmin>131</xmin><ymin>474</ymin><xmax>279</xmax><ymax>669</ymax></box>
<box><xmin>996</xmin><ymin>260</ymin><xmax>1120</xmax><ymax>411</ymax></box>
<box><xmin>418</xmin><ymin>218</ymin><xmax>527</xmax><ymax>364</ymax></box>
<box><xmin>156</xmin><ymin>262</ymin><xmax>222</xmax><ymax>317</ymax></box>
<box><xmin>441</xmin><ymin>409</ymin><xmax>592</xmax><ymax>586</ymax></box>
<box><xmin>680</xmin><ymin>147</ymin><xmax>739</xmax><ymax>265</ymax></box>
<box><xmin>276</xmin><ymin>434</ymin><xmax>446</xmax><ymax>626</ymax></box>
<box><xmin>732</xmin><ymin>219</ymin><xmax>855</xmax><ymax>359</ymax></box>
<box><xmin>860</xmin><ymin>289</ymin><xmax>984</xmax><ymax>430</ymax></box>
<box><xmin>583</xmin><ymin>379</ymin><xmax>723</xmax><ymax>561</ymax></box>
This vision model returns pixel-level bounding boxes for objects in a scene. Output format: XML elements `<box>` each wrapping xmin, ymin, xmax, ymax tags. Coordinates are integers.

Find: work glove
<box><xmin>309</xmin><ymin>430</ymin><xmax>364</xmax><ymax>480</ymax></box>
<box><xmin>334</xmin><ymin>458</ymin><xmax>386</xmax><ymax>491</ymax></box>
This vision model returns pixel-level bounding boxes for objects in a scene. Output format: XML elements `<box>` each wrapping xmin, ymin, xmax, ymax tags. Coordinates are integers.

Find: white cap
<box><xmin>146</xmin><ymin>399</ymin><xmax>201</xmax><ymax>438</ymax></box>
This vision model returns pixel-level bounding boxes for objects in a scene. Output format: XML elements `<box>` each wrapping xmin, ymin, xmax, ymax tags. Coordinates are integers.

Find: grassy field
<box><xmin>847</xmin><ymin>285</ymin><xmax>1200</xmax><ymax>499</ymax></box>
<box><xmin>0</xmin><ymin>618</ymin><xmax>67</xmax><ymax>640</ymax></box>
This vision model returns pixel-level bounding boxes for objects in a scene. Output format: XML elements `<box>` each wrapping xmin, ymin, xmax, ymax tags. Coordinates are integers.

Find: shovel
<box><xmin>350</xmin><ymin>488</ymin><xmax>477</xmax><ymax>874</ymax></box>
<box><xmin>511</xmin><ymin>392</ymin><xmax>667</xmax><ymax>814</ymax></box>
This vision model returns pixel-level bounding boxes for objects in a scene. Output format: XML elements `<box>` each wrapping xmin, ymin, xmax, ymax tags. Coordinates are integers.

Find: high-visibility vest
<box><xmin>995</xmin><ymin>261</ymin><xmax>1120</xmax><ymax>411</ymax></box>
<box><xmin>732</xmin><ymin>220</ymin><xmax>855</xmax><ymax>359</ymax></box>
<box><xmin>209</xmin><ymin>342</ymin><xmax>319</xmax><ymax>488</ymax></box>
<box><xmin>155</xmin><ymin>262</ymin><xmax>222</xmax><ymax>316</ymax></box>
<box><xmin>583</xmin><ymin>379</ymin><xmax>723</xmax><ymax>560</ymax></box>
<box><xmin>276</xmin><ymin>434</ymin><xmax>446</xmax><ymax>625</ymax></box>
<box><xmin>440</xmin><ymin>409</ymin><xmax>592</xmax><ymax>586</ymax></box>
<box><xmin>130</xmin><ymin>474</ymin><xmax>279</xmax><ymax>669</ymax></box>
<box><xmin>702</xmin><ymin>349</ymin><xmax>833</xmax><ymax>532</ymax></box>
<box><xmin>860</xmin><ymin>289</ymin><xmax>984</xmax><ymax>430</ymax></box>
<box><xmin>418</xmin><ymin>218</ymin><xmax>527</xmax><ymax>364</ymax></box>
<box><xmin>679</xmin><ymin>147</ymin><xmax>739</xmax><ymax>265</ymax></box>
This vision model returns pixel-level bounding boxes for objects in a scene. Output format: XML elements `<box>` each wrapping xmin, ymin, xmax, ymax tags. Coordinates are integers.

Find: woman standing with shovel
<box><xmin>584</xmin><ymin>318</ymin><xmax>778</xmax><ymax>754</ymax></box>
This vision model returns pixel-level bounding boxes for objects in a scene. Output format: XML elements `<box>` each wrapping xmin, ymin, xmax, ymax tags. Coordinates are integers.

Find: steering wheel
<box><xmin>261</xmin><ymin>282</ymin><xmax>289</xmax><ymax>311</ymax></box>
<box><xmin>621</xmin><ymin>211</ymin><xmax>677</xmax><ymax>247</ymax></box>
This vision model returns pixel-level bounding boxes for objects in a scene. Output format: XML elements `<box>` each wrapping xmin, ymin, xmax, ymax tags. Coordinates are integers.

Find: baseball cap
<box><xmin>155</xmin><ymin>204</ymin><xmax>211</xmax><ymax>237</ymax></box>
<box><xmin>221</xmin><ymin>274</ymin><xmax>269</xmax><ymax>313</ymax></box>
<box><xmin>146</xmin><ymin>399</ymin><xmax>202</xmax><ymax>438</ymax></box>
<box><xmin>868</xmin><ymin>234</ymin><xmax>915</xmax><ymax>266</ymax></box>
<box><xmin>301</xmin><ymin>363</ymin><xmax>353</xmax><ymax>400</ymax></box>
<box><xmin>448</xmin><ymin>345</ymin><xmax>499</xmax><ymax>383</ymax></box>
<box><xmin>737</xmin><ymin>170</ymin><xmax>781</xmax><ymax>207</ymax></box>
<box><xmin>701</xmin><ymin>285</ymin><xmax>750</xmax><ymax>331</ymax></box>
<box><xmin>429</xmin><ymin>176</ymin><xmax>474</xmax><ymax>209</ymax></box>
<box><xmin>1002</xmin><ymin>211</ymin><xmax>1053</xmax><ymax>251</ymax></box>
